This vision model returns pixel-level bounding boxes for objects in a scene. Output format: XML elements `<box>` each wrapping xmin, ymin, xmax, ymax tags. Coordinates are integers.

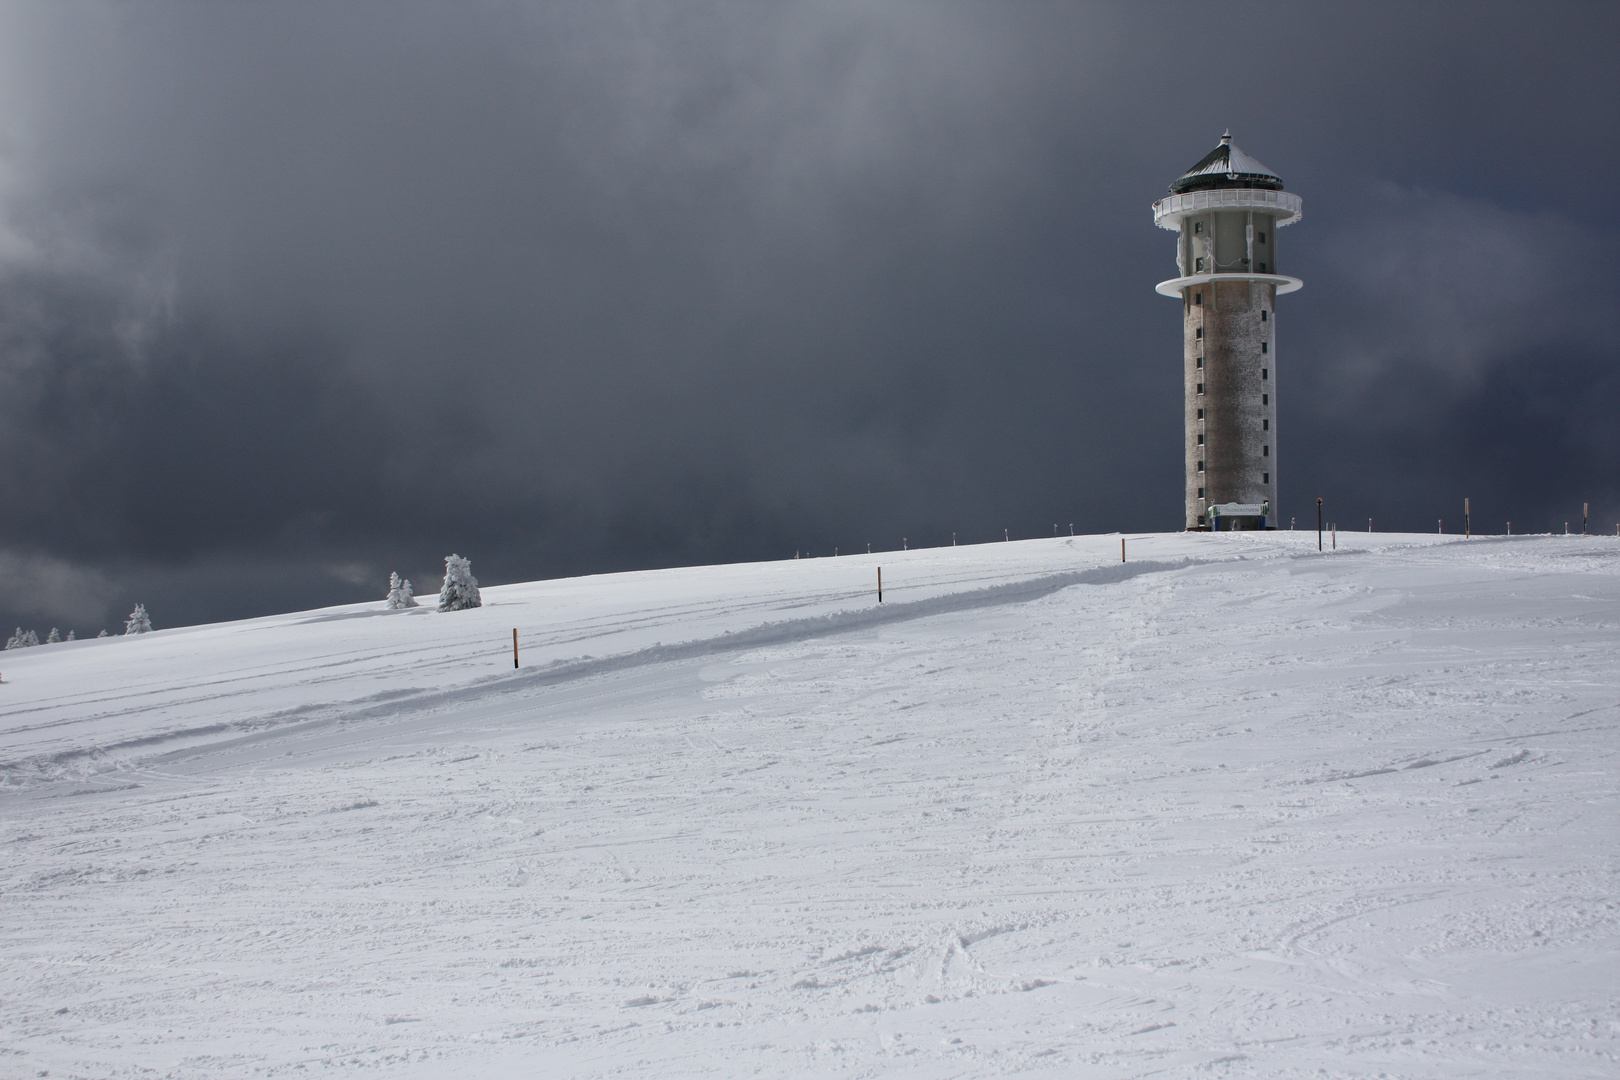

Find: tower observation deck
<box><xmin>1153</xmin><ymin>133</ymin><xmax>1303</xmax><ymax>530</ymax></box>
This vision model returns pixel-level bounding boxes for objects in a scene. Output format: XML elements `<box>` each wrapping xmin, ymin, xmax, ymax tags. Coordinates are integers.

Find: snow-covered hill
<box><xmin>3</xmin><ymin>531</ymin><xmax>1617</xmax><ymax>1078</ymax></box>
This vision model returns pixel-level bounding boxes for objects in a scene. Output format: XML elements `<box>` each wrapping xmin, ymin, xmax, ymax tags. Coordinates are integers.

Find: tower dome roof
<box><xmin>1168</xmin><ymin>132</ymin><xmax>1285</xmax><ymax>194</ymax></box>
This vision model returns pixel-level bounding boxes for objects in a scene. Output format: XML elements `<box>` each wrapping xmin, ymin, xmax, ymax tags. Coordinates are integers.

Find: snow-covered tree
<box><xmin>46</xmin><ymin>628</ymin><xmax>60</xmax><ymax>644</ymax></box>
<box><xmin>124</xmin><ymin>604</ymin><xmax>153</xmax><ymax>635</ymax></box>
<box><xmin>437</xmin><ymin>554</ymin><xmax>481</xmax><ymax>612</ymax></box>
<box><xmin>385</xmin><ymin>572</ymin><xmax>418</xmax><ymax>609</ymax></box>
<box><xmin>5</xmin><ymin>628</ymin><xmax>34</xmax><ymax>649</ymax></box>
<box><xmin>65</xmin><ymin>630</ymin><xmax>75</xmax><ymax>641</ymax></box>
<box><xmin>97</xmin><ymin>630</ymin><xmax>108</xmax><ymax>638</ymax></box>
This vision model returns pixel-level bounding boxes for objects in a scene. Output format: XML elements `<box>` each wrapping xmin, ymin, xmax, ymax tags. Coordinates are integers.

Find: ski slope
<box><xmin>2</xmin><ymin>531</ymin><xmax>1617</xmax><ymax>1078</ymax></box>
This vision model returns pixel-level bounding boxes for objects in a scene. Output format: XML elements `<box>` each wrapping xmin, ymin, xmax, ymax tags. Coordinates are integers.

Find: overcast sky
<box><xmin>0</xmin><ymin>1</ymin><xmax>1616</xmax><ymax>634</ymax></box>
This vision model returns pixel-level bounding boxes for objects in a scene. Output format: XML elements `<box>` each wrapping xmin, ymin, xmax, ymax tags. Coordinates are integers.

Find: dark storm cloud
<box><xmin>0</xmin><ymin>1</ymin><xmax>1616</xmax><ymax>632</ymax></box>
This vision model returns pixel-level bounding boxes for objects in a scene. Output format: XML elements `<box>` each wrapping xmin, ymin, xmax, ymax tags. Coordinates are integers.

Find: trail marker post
<box><xmin>877</xmin><ymin>567</ymin><xmax>883</xmax><ymax>604</ymax></box>
<box><xmin>1317</xmin><ymin>498</ymin><xmax>1323</xmax><ymax>552</ymax></box>
<box><xmin>1465</xmin><ymin>498</ymin><xmax>1471</xmax><ymax>538</ymax></box>
<box><xmin>1584</xmin><ymin>503</ymin><xmax>1589</xmax><ymax>535</ymax></box>
<box><xmin>512</xmin><ymin>628</ymin><xmax>519</xmax><ymax>669</ymax></box>
<box><xmin>1121</xmin><ymin>537</ymin><xmax>1126</xmax><ymax>563</ymax></box>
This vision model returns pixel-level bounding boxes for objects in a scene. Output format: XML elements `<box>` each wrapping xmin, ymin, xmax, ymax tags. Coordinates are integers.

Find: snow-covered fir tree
<box><xmin>437</xmin><ymin>554</ymin><xmax>481</xmax><ymax>612</ymax></box>
<box><xmin>385</xmin><ymin>572</ymin><xmax>418</xmax><ymax>609</ymax></box>
<box><xmin>46</xmin><ymin>628</ymin><xmax>60</xmax><ymax>644</ymax></box>
<box><xmin>5</xmin><ymin>628</ymin><xmax>37</xmax><ymax>649</ymax></box>
<box><xmin>124</xmin><ymin>604</ymin><xmax>153</xmax><ymax>635</ymax></box>
<box><xmin>97</xmin><ymin>630</ymin><xmax>108</xmax><ymax>638</ymax></box>
<box><xmin>65</xmin><ymin>630</ymin><xmax>75</xmax><ymax>641</ymax></box>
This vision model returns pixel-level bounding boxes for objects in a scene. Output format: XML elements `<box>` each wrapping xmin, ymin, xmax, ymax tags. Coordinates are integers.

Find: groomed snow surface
<box><xmin>2</xmin><ymin>531</ymin><xmax>1617</xmax><ymax>1078</ymax></box>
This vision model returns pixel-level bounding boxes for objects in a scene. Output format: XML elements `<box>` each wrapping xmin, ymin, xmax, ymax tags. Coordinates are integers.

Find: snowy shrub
<box><xmin>46</xmin><ymin>628</ymin><xmax>60</xmax><ymax>644</ymax></box>
<box><xmin>97</xmin><ymin>630</ymin><xmax>108</xmax><ymax>638</ymax></box>
<box><xmin>385</xmin><ymin>572</ymin><xmax>418</xmax><ymax>609</ymax></box>
<box><xmin>65</xmin><ymin>630</ymin><xmax>75</xmax><ymax>641</ymax></box>
<box><xmin>437</xmin><ymin>554</ymin><xmax>481</xmax><ymax>612</ymax></box>
<box><xmin>5</xmin><ymin>628</ymin><xmax>38</xmax><ymax>649</ymax></box>
<box><xmin>124</xmin><ymin>604</ymin><xmax>153</xmax><ymax>635</ymax></box>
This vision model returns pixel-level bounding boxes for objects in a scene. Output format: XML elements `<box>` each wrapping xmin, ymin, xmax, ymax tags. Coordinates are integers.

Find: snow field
<box><xmin>1</xmin><ymin>531</ymin><xmax>1617</xmax><ymax>1077</ymax></box>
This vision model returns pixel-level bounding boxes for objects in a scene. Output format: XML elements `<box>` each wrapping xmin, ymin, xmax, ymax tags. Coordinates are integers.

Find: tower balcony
<box><xmin>1153</xmin><ymin>187</ymin><xmax>1302</xmax><ymax>231</ymax></box>
<box><xmin>1155</xmin><ymin>271</ymin><xmax>1303</xmax><ymax>297</ymax></box>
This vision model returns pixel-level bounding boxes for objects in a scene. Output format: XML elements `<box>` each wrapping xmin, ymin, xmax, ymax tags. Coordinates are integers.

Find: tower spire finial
<box><xmin>1220</xmin><ymin>130</ymin><xmax>1232</xmax><ymax>144</ymax></box>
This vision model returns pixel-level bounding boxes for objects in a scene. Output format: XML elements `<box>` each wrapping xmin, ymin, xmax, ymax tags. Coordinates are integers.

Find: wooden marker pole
<box><xmin>1317</xmin><ymin>497</ymin><xmax>1324</xmax><ymax>552</ymax></box>
<box><xmin>1584</xmin><ymin>502</ymin><xmax>1589</xmax><ymax>535</ymax></box>
<box><xmin>1121</xmin><ymin>537</ymin><xmax>1126</xmax><ymax>563</ymax></box>
<box><xmin>877</xmin><ymin>567</ymin><xmax>883</xmax><ymax>603</ymax></box>
<box><xmin>1465</xmin><ymin>497</ymin><xmax>1471</xmax><ymax>538</ymax></box>
<box><xmin>512</xmin><ymin>628</ymin><xmax>519</xmax><ymax>669</ymax></box>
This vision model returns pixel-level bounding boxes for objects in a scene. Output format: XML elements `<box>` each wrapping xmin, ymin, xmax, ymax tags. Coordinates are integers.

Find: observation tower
<box><xmin>1153</xmin><ymin>132</ymin><xmax>1303</xmax><ymax>530</ymax></box>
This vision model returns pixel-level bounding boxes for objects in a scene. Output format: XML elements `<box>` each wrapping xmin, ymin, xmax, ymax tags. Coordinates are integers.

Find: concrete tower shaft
<box><xmin>1152</xmin><ymin>133</ymin><xmax>1303</xmax><ymax>530</ymax></box>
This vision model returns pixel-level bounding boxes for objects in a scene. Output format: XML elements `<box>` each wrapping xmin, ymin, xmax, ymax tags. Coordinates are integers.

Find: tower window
<box><xmin>1262</xmin><ymin>418</ymin><xmax>1269</xmax><ymax>430</ymax></box>
<box><xmin>1197</xmin><ymin>433</ymin><xmax>1204</xmax><ymax>444</ymax></box>
<box><xmin>1194</xmin><ymin>222</ymin><xmax>1202</xmax><ymax>234</ymax></box>
<box><xmin>1261</xmin><ymin>341</ymin><xmax>1268</xmax><ymax>354</ymax></box>
<box><xmin>1262</xmin><ymin>393</ymin><xmax>1268</xmax><ymax>405</ymax></box>
<box><xmin>1261</xmin><ymin>310</ymin><xmax>1268</xmax><ymax>321</ymax></box>
<box><xmin>1196</xmin><ymin>408</ymin><xmax>1204</xmax><ymax>419</ymax></box>
<box><xmin>1262</xmin><ymin>473</ymin><xmax>1270</xmax><ymax>484</ymax></box>
<box><xmin>1262</xmin><ymin>445</ymin><xmax>1269</xmax><ymax>457</ymax></box>
<box><xmin>1195</xmin><ymin>257</ymin><xmax>1205</xmax><ymax>272</ymax></box>
<box><xmin>1196</xmin><ymin>357</ymin><xmax>1203</xmax><ymax>368</ymax></box>
<box><xmin>1258</xmin><ymin>231</ymin><xmax>1266</xmax><ymax>244</ymax></box>
<box><xmin>1197</xmin><ymin>460</ymin><xmax>1205</xmax><ymax>472</ymax></box>
<box><xmin>1198</xmin><ymin>487</ymin><xmax>1205</xmax><ymax>498</ymax></box>
<box><xmin>1195</xmin><ymin>292</ymin><xmax>1203</xmax><ymax>305</ymax></box>
<box><xmin>1261</xmin><ymin>368</ymin><xmax>1268</xmax><ymax>380</ymax></box>
<box><xmin>1197</xmin><ymin>383</ymin><xmax>1204</xmax><ymax>395</ymax></box>
<box><xmin>1195</xmin><ymin>328</ymin><xmax>1203</xmax><ymax>339</ymax></box>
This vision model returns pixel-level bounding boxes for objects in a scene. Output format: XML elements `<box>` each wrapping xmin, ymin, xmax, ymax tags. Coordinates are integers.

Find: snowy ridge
<box><xmin>3</xmin><ymin>531</ymin><xmax>1618</xmax><ymax>1078</ymax></box>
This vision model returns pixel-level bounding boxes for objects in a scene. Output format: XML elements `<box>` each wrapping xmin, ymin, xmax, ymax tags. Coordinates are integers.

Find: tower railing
<box><xmin>1153</xmin><ymin>188</ymin><xmax>1303</xmax><ymax>230</ymax></box>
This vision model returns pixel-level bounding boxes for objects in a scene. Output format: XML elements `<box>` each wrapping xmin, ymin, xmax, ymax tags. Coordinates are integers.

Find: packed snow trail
<box><xmin>1</xmin><ymin>532</ymin><xmax>1617</xmax><ymax>1078</ymax></box>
